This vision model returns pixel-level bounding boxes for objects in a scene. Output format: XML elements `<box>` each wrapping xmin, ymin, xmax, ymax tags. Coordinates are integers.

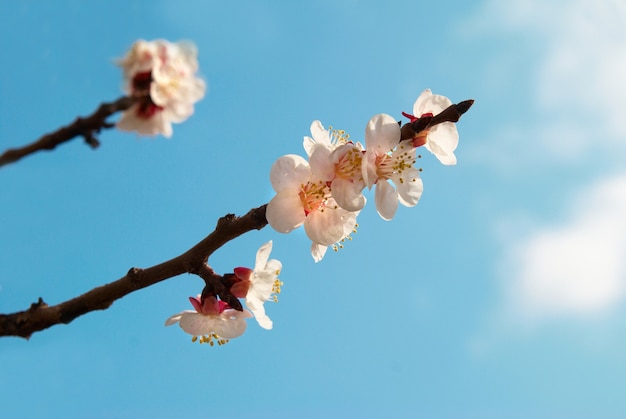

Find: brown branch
<box><xmin>0</xmin><ymin>95</ymin><xmax>140</xmax><ymax>168</ymax></box>
<box><xmin>400</xmin><ymin>99</ymin><xmax>475</xmax><ymax>142</ymax></box>
<box><xmin>0</xmin><ymin>204</ymin><xmax>268</xmax><ymax>339</ymax></box>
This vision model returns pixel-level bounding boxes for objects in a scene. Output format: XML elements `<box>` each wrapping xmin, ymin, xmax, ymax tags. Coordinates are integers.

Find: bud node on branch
<box><xmin>127</xmin><ymin>267</ymin><xmax>144</xmax><ymax>285</ymax></box>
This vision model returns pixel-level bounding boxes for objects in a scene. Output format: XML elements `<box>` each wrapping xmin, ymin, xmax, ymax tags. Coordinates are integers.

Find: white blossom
<box><xmin>362</xmin><ymin>114</ymin><xmax>423</xmax><ymax>220</ymax></box>
<box><xmin>116</xmin><ymin>39</ymin><xmax>206</xmax><ymax>137</ymax></box>
<box><xmin>165</xmin><ymin>295</ymin><xmax>251</xmax><ymax>345</ymax></box>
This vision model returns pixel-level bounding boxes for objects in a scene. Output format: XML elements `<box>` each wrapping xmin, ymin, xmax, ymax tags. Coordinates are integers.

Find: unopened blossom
<box><xmin>362</xmin><ymin>114</ymin><xmax>423</xmax><ymax>221</ymax></box>
<box><xmin>303</xmin><ymin>121</ymin><xmax>366</xmax><ymax>212</ymax></box>
<box><xmin>117</xmin><ymin>39</ymin><xmax>206</xmax><ymax>137</ymax></box>
<box><xmin>266</xmin><ymin>154</ymin><xmax>359</xmax><ymax>261</ymax></box>
<box><xmin>229</xmin><ymin>241</ymin><xmax>283</xmax><ymax>330</ymax></box>
<box><xmin>165</xmin><ymin>295</ymin><xmax>251</xmax><ymax>345</ymax></box>
<box><xmin>404</xmin><ymin>89</ymin><xmax>459</xmax><ymax>165</ymax></box>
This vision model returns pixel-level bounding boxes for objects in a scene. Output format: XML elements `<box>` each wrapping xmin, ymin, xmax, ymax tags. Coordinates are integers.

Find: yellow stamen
<box><xmin>192</xmin><ymin>332</ymin><xmax>229</xmax><ymax>347</ymax></box>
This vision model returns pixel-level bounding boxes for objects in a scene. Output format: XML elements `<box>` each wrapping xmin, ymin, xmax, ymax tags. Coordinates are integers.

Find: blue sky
<box><xmin>2</xmin><ymin>0</ymin><xmax>626</xmax><ymax>417</ymax></box>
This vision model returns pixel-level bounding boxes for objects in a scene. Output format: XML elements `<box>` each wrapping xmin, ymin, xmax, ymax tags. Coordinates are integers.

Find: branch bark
<box><xmin>0</xmin><ymin>95</ymin><xmax>139</xmax><ymax>168</ymax></box>
<box><xmin>0</xmin><ymin>204</ymin><xmax>268</xmax><ymax>339</ymax></box>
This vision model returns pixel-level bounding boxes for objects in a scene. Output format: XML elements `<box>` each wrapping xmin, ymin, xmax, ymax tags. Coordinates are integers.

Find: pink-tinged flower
<box><xmin>165</xmin><ymin>295</ymin><xmax>252</xmax><ymax>345</ymax></box>
<box><xmin>266</xmin><ymin>154</ymin><xmax>359</xmax><ymax>262</ymax></box>
<box><xmin>362</xmin><ymin>114</ymin><xmax>424</xmax><ymax>221</ymax></box>
<box><xmin>405</xmin><ymin>89</ymin><xmax>459</xmax><ymax>165</ymax></box>
<box><xmin>230</xmin><ymin>241</ymin><xmax>283</xmax><ymax>330</ymax></box>
<box><xmin>116</xmin><ymin>39</ymin><xmax>206</xmax><ymax>137</ymax></box>
<box><xmin>303</xmin><ymin>121</ymin><xmax>366</xmax><ymax>212</ymax></box>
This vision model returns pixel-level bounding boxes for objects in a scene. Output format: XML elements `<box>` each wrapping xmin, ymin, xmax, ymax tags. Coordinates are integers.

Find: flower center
<box><xmin>375</xmin><ymin>143</ymin><xmax>417</xmax><ymax>181</ymax></box>
<box><xmin>130</xmin><ymin>70</ymin><xmax>164</xmax><ymax>119</ymax></box>
<box><xmin>299</xmin><ymin>180</ymin><xmax>331</xmax><ymax>216</ymax></box>
<box><xmin>132</xmin><ymin>71</ymin><xmax>153</xmax><ymax>92</ymax></box>
<box><xmin>335</xmin><ymin>146</ymin><xmax>363</xmax><ymax>181</ymax></box>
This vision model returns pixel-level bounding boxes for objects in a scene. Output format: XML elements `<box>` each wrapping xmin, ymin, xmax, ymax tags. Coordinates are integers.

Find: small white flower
<box><xmin>165</xmin><ymin>295</ymin><xmax>251</xmax><ymax>345</ymax></box>
<box><xmin>410</xmin><ymin>89</ymin><xmax>459</xmax><ymax>165</ymax></box>
<box><xmin>116</xmin><ymin>39</ymin><xmax>206</xmax><ymax>138</ymax></box>
<box><xmin>232</xmin><ymin>241</ymin><xmax>283</xmax><ymax>330</ymax></box>
<box><xmin>362</xmin><ymin>114</ymin><xmax>423</xmax><ymax>220</ymax></box>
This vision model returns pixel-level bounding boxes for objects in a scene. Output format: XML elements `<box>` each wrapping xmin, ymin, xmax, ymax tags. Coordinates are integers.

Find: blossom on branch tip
<box><xmin>362</xmin><ymin>114</ymin><xmax>424</xmax><ymax>221</ymax></box>
<box><xmin>165</xmin><ymin>295</ymin><xmax>251</xmax><ymax>345</ymax></box>
<box><xmin>116</xmin><ymin>39</ymin><xmax>206</xmax><ymax>137</ymax></box>
<box><xmin>404</xmin><ymin>89</ymin><xmax>459</xmax><ymax>165</ymax></box>
<box><xmin>230</xmin><ymin>241</ymin><xmax>283</xmax><ymax>330</ymax></box>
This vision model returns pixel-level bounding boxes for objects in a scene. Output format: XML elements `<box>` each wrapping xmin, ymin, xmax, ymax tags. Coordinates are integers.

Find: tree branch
<box><xmin>0</xmin><ymin>95</ymin><xmax>140</xmax><ymax>168</ymax></box>
<box><xmin>0</xmin><ymin>204</ymin><xmax>268</xmax><ymax>339</ymax></box>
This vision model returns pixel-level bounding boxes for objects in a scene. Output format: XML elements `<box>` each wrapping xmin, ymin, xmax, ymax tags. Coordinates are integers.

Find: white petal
<box><xmin>177</xmin><ymin>312</ymin><xmax>219</xmax><ymax>336</ymax></box>
<box><xmin>310</xmin><ymin>120</ymin><xmax>330</xmax><ymax>145</ymax></box>
<box><xmin>304</xmin><ymin>206</ymin><xmax>346</xmax><ymax>246</ymax></box>
<box><xmin>304</xmin><ymin>121</ymin><xmax>330</xmax><ymax>156</ymax></box>
<box><xmin>164</xmin><ymin>311</ymin><xmax>188</xmax><ymax>326</ymax></box>
<box><xmin>395</xmin><ymin>170</ymin><xmax>424</xmax><ymax>207</ymax></box>
<box><xmin>246</xmin><ymin>298</ymin><xmax>273</xmax><ymax>330</ymax></box>
<box><xmin>375</xmin><ymin>180</ymin><xmax>398</xmax><ymax>221</ymax></box>
<box><xmin>413</xmin><ymin>89</ymin><xmax>452</xmax><ymax>116</ymax></box>
<box><xmin>255</xmin><ymin>312</ymin><xmax>273</xmax><ymax>330</ymax></box>
<box><xmin>311</xmin><ymin>243</ymin><xmax>328</xmax><ymax>262</ymax></box>
<box><xmin>365</xmin><ymin>114</ymin><xmax>401</xmax><ymax>152</ymax></box>
<box><xmin>361</xmin><ymin>150</ymin><xmax>379</xmax><ymax>188</ymax></box>
<box><xmin>254</xmin><ymin>241</ymin><xmax>273</xmax><ymax>270</ymax></box>
<box><xmin>340</xmin><ymin>210</ymin><xmax>359</xmax><ymax>236</ymax></box>
<box><xmin>269</xmin><ymin>154</ymin><xmax>311</xmax><ymax>192</ymax></box>
<box><xmin>116</xmin><ymin>106</ymin><xmax>172</xmax><ymax>137</ymax></box>
<box><xmin>331</xmin><ymin>177</ymin><xmax>366</xmax><ymax>212</ymax></box>
<box><xmin>249</xmin><ymin>268</ymin><xmax>279</xmax><ymax>304</ymax></box>
<box><xmin>266</xmin><ymin>193</ymin><xmax>305</xmax><ymax>233</ymax></box>
<box><xmin>213</xmin><ymin>312</ymin><xmax>251</xmax><ymax>339</ymax></box>
<box><xmin>309</xmin><ymin>144</ymin><xmax>335</xmax><ymax>181</ymax></box>
<box><xmin>425</xmin><ymin>123</ymin><xmax>459</xmax><ymax>165</ymax></box>
<box><xmin>265</xmin><ymin>258</ymin><xmax>282</xmax><ymax>273</ymax></box>
<box><xmin>163</xmin><ymin>100</ymin><xmax>194</xmax><ymax>123</ymax></box>
<box><xmin>303</xmin><ymin>136</ymin><xmax>315</xmax><ymax>157</ymax></box>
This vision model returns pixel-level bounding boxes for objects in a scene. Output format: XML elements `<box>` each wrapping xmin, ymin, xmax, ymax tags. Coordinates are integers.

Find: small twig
<box><xmin>0</xmin><ymin>95</ymin><xmax>140</xmax><ymax>168</ymax></box>
<box><xmin>194</xmin><ymin>264</ymin><xmax>243</xmax><ymax>311</ymax></box>
<box><xmin>400</xmin><ymin>99</ymin><xmax>474</xmax><ymax>141</ymax></box>
<box><xmin>0</xmin><ymin>204</ymin><xmax>268</xmax><ymax>339</ymax></box>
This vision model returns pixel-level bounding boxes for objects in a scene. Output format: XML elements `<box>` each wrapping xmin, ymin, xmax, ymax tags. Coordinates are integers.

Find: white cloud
<box><xmin>536</xmin><ymin>0</ymin><xmax>626</xmax><ymax>139</ymax></box>
<box><xmin>502</xmin><ymin>173</ymin><xmax>626</xmax><ymax>321</ymax></box>
<box><xmin>465</xmin><ymin>0</ymin><xmax>626</xmax><ymax>168</ymax></box>
<box><xmin>475</xmin><ymin>0</ymin><xmax>626</xmax><ymax>322</ymax></box>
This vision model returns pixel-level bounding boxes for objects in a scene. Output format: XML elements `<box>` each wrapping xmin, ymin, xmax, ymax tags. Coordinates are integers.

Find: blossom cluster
<box><xmin>165</xmin><ymin>241</ymin><xmax>283</xmax><ymax>346</ymax></box>
<box><xmin>116</xmin><ymin>39</ymin><xmax>206</xmax><ymax>137</ymax></box>
<box><xmin>266</xmin><ymin>89</ymin><xmax>463</xmax><ymax>262</ymax></box>
<box><xmin>120</xmin><ymin>38</ymin><xmax>473</xmax><ymax>345</ymax></box>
